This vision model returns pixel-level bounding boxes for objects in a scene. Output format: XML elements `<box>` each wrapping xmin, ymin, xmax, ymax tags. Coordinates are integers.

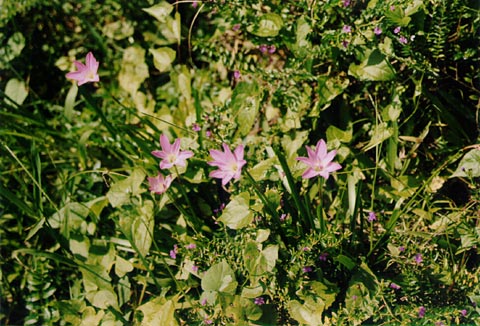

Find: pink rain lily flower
<box><xmin>148</xmin><ymin>173</ymin><xmax>173</xmax><ymax>195</ymax></box>
<box><xmin>296</xmin><ymin>139</ymin><xmax>342</xmax><ymax>180</ymax></box>
<box><xmin>152</xmin><ymin>134</ymin><xmax>193</xmax><ymax>170</ymax></box>
<box><xmin>208</xmin><ymin>143</ymin><xmax>246</xmax><ymax>186</ymax></box>
<box><xmin>66</xmin><ymin>52</ymin><xmax>99</xmax><ymax>86</ymax></box>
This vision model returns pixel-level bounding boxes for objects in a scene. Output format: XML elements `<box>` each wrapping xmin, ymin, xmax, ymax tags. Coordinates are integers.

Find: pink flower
<box><xmin>394</xmin><ymin>26</ymin><xmax>401</xmax><ymax>34</ymax></box>
<box><xmin>66</xmin><ymin>52</ymin><xmax>100</xmax><ymax>86</ymax></box>
<box><xmin>169</xmin><ymin>244</ymin><xmax>178</xmax><ymax>259</ymax></box>
<box><xmin>208</xmin><ymin>143</ymin><xmax>246</xmax><ymax>186</ymax></box>
<box><xmin>148</xmin><ymin>173</ymin><xmax>174</xmax><ymax>195</ymax></box>
<box><xmin>414</xmin><ymin>253</ymin><xmax>423</xmax><ymax>264</ymax></box>
<box><xmin>368</xmin><ymin>211</ymin><xmax>377</xmax><ymax>222</ymax></box>
<box><xmin>418</xmin><ymin>306</ymin><xmax>426</xmax><ymax>318</ymax></box>
<box><xmin>296</xmin><ymin>139</ymin><xmax>342</xmax><ymax>180</ymax></box>
<box><xmin>254</xmin><ymin>297</ymin><xmax>265</xmax><ymax>305</ymax></box>
<box><xmin>399</xmin><ymin>36</ymin><xmax>408</xmax><ymax>44</ymax></box>
<box><xmin>152</xmin><ymin>134</ymin><xmax>193</xmax><ymax>170</ymax></box>
<box><xmin>374</xmin><ymin>26</ymin><xmax>382</xmax><ymax>35</ymax></box>
<box><xmin>186</xmin><ymin>243</ymin><xmax>196</xmax><ymax>249</ymax></box>
<box><xmin>342</xmin><ymin>25</ymin><xmax>352</xmax><ymax>33</ymax></box>
<box><xmin>390</xmin><ymin>282</ymin><xmax>401</xmax><ymax>290</ymax></box>
<box><xmin>233</xmin><ymin>70</ymin><xmax>241</xmax><ymax>80</ymax></box>
<box><xmin>192</xmin><ymin>123</ymin><xmax>201</xmax><ymax>132</ymax></box>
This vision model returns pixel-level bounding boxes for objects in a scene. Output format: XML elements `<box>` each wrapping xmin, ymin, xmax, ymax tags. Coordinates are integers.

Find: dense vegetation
<box><xmin>1</xmin><ymin>0</ymin><xmax>479</xmax><ymax>325</ymax></box>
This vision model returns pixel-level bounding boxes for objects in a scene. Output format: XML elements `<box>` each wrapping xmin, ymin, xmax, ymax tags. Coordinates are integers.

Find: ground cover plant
<box><xmin>1</xmin><ymin>0</ymin><xmax>479</xmax><ymax>325</ymax></box>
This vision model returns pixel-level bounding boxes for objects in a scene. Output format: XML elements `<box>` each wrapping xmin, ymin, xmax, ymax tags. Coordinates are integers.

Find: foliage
<box><xmin>1</xmin><ymin>0</ymin><xmax>479</xmax><ymax>325</ymax></box>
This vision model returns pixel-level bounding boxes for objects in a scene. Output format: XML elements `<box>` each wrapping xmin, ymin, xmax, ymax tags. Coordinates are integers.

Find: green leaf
<box><xmin>149</xmin><ymin>47</ymin><xmax>176</xmax><ymax>73</ymax></box>
<box><xmin>136</xmin><ymin>297</ymin><xmax>178</xmax><ymax>326</ymax></box>
<box><xmin>5</xmin><ymin>78</ymin><xmax>28</xmax><ymax>106</ymax></box>
<box><xmin>131</xmin><ymin>200</ymin><xmax>154</xmax><ymax>256</ymax></box>
<box><xmin>142</xmin><ymin>2</ymin><xmax>173</xmax><ymax>23</ymax></box>
<box><xmin>316</xmin><ymin>76</ymin><xmax>350</xmax><ymax>109</ymax></box>
<box><xmin>288</xmin><ymin>298</ymin><xmax>323</xmax><ymax>325</ymax></box>
<box><xmin>218</xmin><ymin>192</ymin><xmax>254</xmax><ymax>230</ymax></box>
<box><xmin>92</xmin><ymin>289</ymin><xmax>119</xmax><ymax>310</ymax></box>
<box><xmin>348</xmin><ymin>49</ymin><xmax>396</xmax><ymax>81</ymax></box>
<box><xmin>64</xmin><ymin>83</ymin><xmax>78</xmax><ymax>120</ymax></box>
<box><xmin>231</xmin><ymin>81</ymin><xmax>261</xmax><ymax>137</ymax></box>
<box><xmin>334</xmin><ymin>254</ymin><xmax>356</xmax><ymax>270</ymax></box>
<box><xmin>451</xmin><ymin>148</ymin><xmax>480</xmax><ymax>178</ymax></box>
<box><xmin>106</xmin><ymin>169</ymin><xmax>146</xmax><ymax>208</ymax></box>
<box><xmin>385</xmin><ymin>6</ymin><xmax>411</xmax><ymax>26</ymax></box>
<box><xmin>118</xmin><ymin>46</ymin><xmax>149</xmax><ymax>98</ymax></box>
<box><xmin>247</xmin><ymin>13</ymin><xmax>283</xmax><ymax>37</ymax></box>
<box><xmin>115</xmin><ymin>255</ymin><xmax>134</xmax><ymax>278</ymax></box>
<box><xmin>363</xmin><ymin>122</ymin><xmax>394</xmax><ymax>152</ymax></box>
<box><xmin>201</xmin><ymin>260</ymin><xmax>237</xmax><ymax>295</ymax></box>
<box><xmin>292</xmin><ymin>16</ymin><xmax>312</xmax><ymax>58</ymax></box>
<box><xmin>49</xmin><ymin>202</ymin><xmax>90</xmax><ymax>232</ymax></box>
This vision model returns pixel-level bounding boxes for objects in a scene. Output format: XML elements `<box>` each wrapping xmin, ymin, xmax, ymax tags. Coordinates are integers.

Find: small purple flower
<box><xmin>213</xmin><ymin>203</ymin><xmax>226</xmax><ymax>214</ymax></box>
<box><xmin>460</xmin><ymin>309</ymin><xmax>467</xmax><ymax>317</ymax></box>
<box><xmin>399</xmin><ymin>246</ymin><xmax>405</xmax><ymax>252</ymax></box>
<box><xmin>192</xmin><ymin>265</ymin><xmax>199</xmax><ymax>272</ymax></box>
<box><xmin>418</xmin><ymin>306</ymin><xmax>426</xmax><ymax>318</ymax></box>
<box><xmin>201</xmin><ymin>298</ymin><xmax>207</xmax><ymax>306</ymax></box>
<box><xmin>399</xmin><ymin>36</ymin><xmax>408</xmax><ymax>44</ymax></box>
<box><xmin>342</xmin><ymin>40</ymin><xmax>349</xmax><ymax>48</ymax></box>
<box><xmin>394</xmin><ymin>26</ymin><xmax>401</xmax><ymax>34</ymax></box>
<box><xmin>280</xmin><ymin>213</ymin><xmax>287</xmax><ymax>221</ymax></box>
<box><xmin>343</xmin><ymin>0</ymin><xmax>351</xmax><ymax>7</ymax></box>
<box><xmin>390</xmin><ymin>5</ymin><xmax>396</xmax><ymax>11</ymax></box>
<box><xmin>414</xmin><ymin>253</ymin><xmax>423</xmax><ymax>264</ymax></box>
<box><xmin>233</xmin><ymin>70</ymin><xmax>241</xmax><ymax>80</ymax></box>
<box><xmin>204</xmin><ymin>318</ymin><xmax>213</xmax><ymax>325</ymax></box>
<box><xmin>374</xmin><ymin>26</ymin><xmax>382</xmax><ymax>35</ymax></box>
<box><xmin>259</xmin><ymin>44</ymin><xmax>268</xmax><ymax>54</ymax></box>
<box><xmin>435</xmin><ymin>322</ymin><xmax>444</xmax><ymax>326</ymax></box>
<box><xmin>352</xmin><ymin>295</ymin><xmax>358</xmax><ymax>301</ymax></box>
<box><xmin>186</xmin><ymin>243</ymin><xmax>196</xmax><ymax>249</ymax></box>
<box><xmin>268</xmin><ymin>45</ymin><xmax>276</xmax><ymax>54</ymax></box>
<box><xmin>368</xmin><ymin>211</ymin><xmax>377</xmax><ymax>222</ymax></box>
<box><xmin>254</xmin><ymin>297</ymin><xmax>265</xmax><ymax>305</ymax></box>
<box><xmin>192</xmin><ymin>123</ymin><xmax>201</xmax><ymax>132</ymax></box>
<box><xmin>170</xmin><ymin>244</ymin><xmax>178</xmax><ymax>259</ymax></box>
<box><xmin>390</xmin><ymin>282</ymin><xmax>401</xmax><ymax>290</ymax></box>
<box><xmin>302</xmin><ymin>266</ymin><xmax>313</xmax><ymax>273</ymax></box>
<box><xmin>319</xmin><ymin>252</ymin><xmax>328</xmax><ymax>261</ymax></box>
<box><xmin>192</xmin><ymin>1</ymin><xmax>198</xmax><ymax>8</ymax></box>
<box><xmin>205</xmin><ymin>130</ymin><xmax>212</xmax><ymax>138</ymax></box>
<box><xmin>232</xmin><ymin>24</ymin><xmax>240</xmax><ymax>31</ymax></box>
<box><xmin>302</xmin><ymin>247</ymin><xmax>310</xmax><ymax>252</ymax></box>
<box><xmin>342</xmin><ymin>25</ymin><xmax>352</xmax><ymax>33</ymax></box>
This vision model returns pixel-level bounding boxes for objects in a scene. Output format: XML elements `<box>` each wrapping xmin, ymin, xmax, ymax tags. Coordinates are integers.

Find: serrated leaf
<box><xmin>5</xmin><ymin>78</ymin><xmax>28</xmax><ymax>106</ymax></box>
<box><xmin>247</xmin><ymin>13</ymin><xmax>283</xmax><ymax>37</ymax></box>
<box><xmin>451</xmin><ymin>149</ymin><xmax>480</xmax><ymax>178</ymax></box>
<box><xmin>348</xmin><ymin>49</ymin><xmax>396</xmax><ymax>81</ymax></box>
<box><xmin>218</xmin><ymin>192</ymin><xmax>254</xmax><ymax>229</ymax></box>
<box><xmin>142</xmin><ymin>2</ymin><xmax>173</xmax><ymax>23</ymax></box>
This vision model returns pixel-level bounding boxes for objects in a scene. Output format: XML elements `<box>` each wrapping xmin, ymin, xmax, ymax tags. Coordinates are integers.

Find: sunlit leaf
<box><xmin>106</xmin><ymin>169</ymin><xmax>146</xmax><ymax>208</ymax></box>
<box><xmin>149</xmin><ymin>47</ymin><xmax>176</xmax><ymax>73</ymax></box>
<box><xmin>218</xmin><ymin>192</ymin><xmax>254</xmax><ymax>230</ymax></box>
<box><xmin>348</xmin><ymin>49</ymin><xmax>396</xmax><ymax>81</ymax></box>
<box><xmin>137</xmin><ymin>297</ymin><xmax>178</xmax><ymax>326</ymax></box>
<box><xmin>451</xmin><ymin>148</ymin><xmax>480</xmax><ymax>178</ymax></box>
<box><xmin>363</xmin><ymin>122</ymin><xmax>394</xmax><ymax>152</ymax></box>
<box><xmin>5</xmin><ymin>78</ymin><xmax>28</xmax><ymax>106</ymax></box>
<box><xmin>247</xmin><ymin>13</ymin><xmax>283</xmax><ymax>37</ymax></box>
<box><xmin>118</xmin><ymin>46</ymin><xmax>149</xmax><ymax>97</ymax></box>
<box><xmin>201</xmin><ymin>260</ymin><xmax>237</xmax><ymax>295</ymax></box>
<box><xmin>142</xmin><ymin>2</ymin><xmax>173</xmax><ymax>23</ymax></box>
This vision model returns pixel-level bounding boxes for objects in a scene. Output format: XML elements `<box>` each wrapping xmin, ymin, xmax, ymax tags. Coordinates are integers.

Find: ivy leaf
<box><xmin>106</xmin><ymin>169</ymin><xmax>146</xmax><ymax>208</ymax></box>
<box><xmin>451</xmin><ymin>148</ymin><xmax>480</xmax><ymax>178</ymax></box>
<box><xmin>231</xmin><ymin>81</ymin><xmax>261</xmax><ymax>137</ymax></box>
<box><xmin>348</xmin><ymin>49</ymin><xmax>396</xmax><ymax>81</ymax></box>
<box><xmin>142</xmin><ymin>2</ymin><xmax>173</xmax><ymax>23</ymax></box>
<box><xmin>201</xmin><ymin>260</ymin><xmax>237</xmax><ymax>295</ymax></box>
<box><xmin>136</xmin><ymin>297</ymin><xmax>179</xmax><ymax>326</ymax></box>
<box><xmin>149</xmin><ymin>47</ymin><xmax>176</xmax><ymax>73</ymax></box>
<box><xmin>247</xmin><ymin>13</ymin><xmax>283</xmax><ymax>37</ymax></box>
<box><xmin>5</xmin><ymin>78</ymin><xmax>28</xmax><ymax>106</ymax></box>
<box><xmin>218</xmin><ymin>192</ymin><xmax>254</xmax><ymax>230</ymax></box>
